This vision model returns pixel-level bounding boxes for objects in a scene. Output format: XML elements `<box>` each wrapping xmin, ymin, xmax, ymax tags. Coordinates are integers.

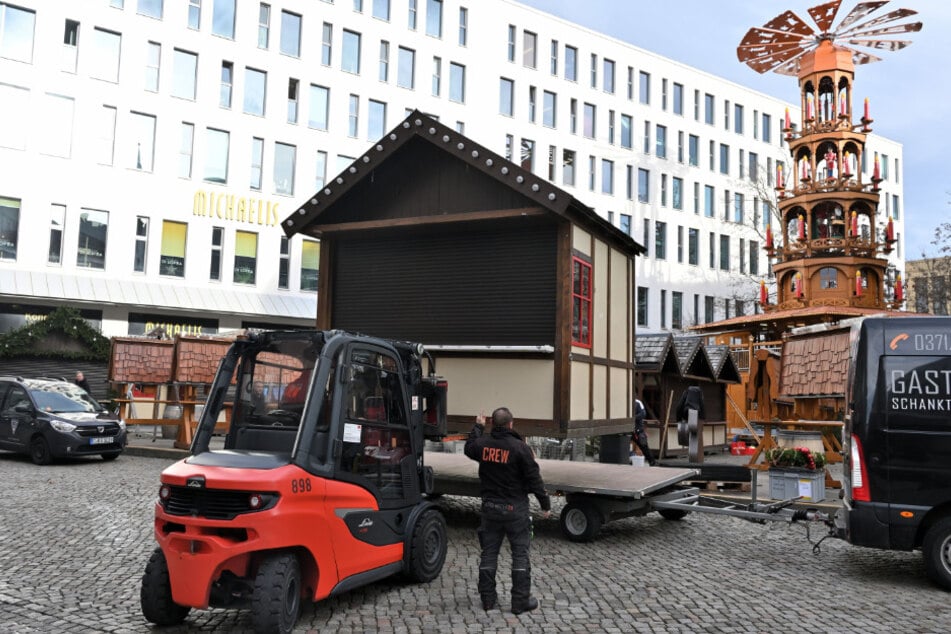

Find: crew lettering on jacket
<box><xmin>482</xmin><ymin>447</ymin><xmax>511</xmax><ymax>464</ymax></box>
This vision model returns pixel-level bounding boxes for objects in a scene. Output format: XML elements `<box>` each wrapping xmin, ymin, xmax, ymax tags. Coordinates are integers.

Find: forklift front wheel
<box><xmin>141</xmin><ymin>547</ymin><xmax>191</xmax><ymax>626</ymax></box>
<box><xmin>252</xmin><ymin>553</ymin><xmax>302</xmax><ymax>634</ymax></box>
<box><xmin>406</xmin><ymin>509</ymin><xmax>448</xmax><ymax>582</ymax></box>
<box><xmin>658</xmin><ymin>508</ymin><xmax>689</xmax><ymax>521</ymax></box>
<box><xmin>560</xmin><ymin>503</ymin><xmax>602</xmax><ymax>542</ymax></box>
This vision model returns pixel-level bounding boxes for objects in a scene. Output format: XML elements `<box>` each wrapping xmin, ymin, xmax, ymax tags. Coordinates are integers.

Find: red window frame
<box><xmin>572</xmin><ymin>256</ymin><xmax>592</xmax><ymax>347</ymax></box>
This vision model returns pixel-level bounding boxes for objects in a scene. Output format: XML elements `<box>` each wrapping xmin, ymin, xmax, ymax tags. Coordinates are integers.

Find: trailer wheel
<box><xmin>406</xmin><ymin>509</ymin><xmax>448</xmax><ymax>582</ymax></box>
<box><xmin>658</xmin><ymin>508</ymin><xmax>689</xmax><ymax>521</ymax></box>
<box><xmin>141</xmin><ymin>548</ymin><xmax>190</xmax><ymax>626</ymax></box>
<box><xmin>252</xmin><ymin>553</ymin><xmax>302</xmax><ymax>634</ymax></box>
<box><xmin>560</xmin><ymin>503</ymin><xmax>602</xmax><ymax>542</ymax></box>
<box><xmin>923</xmin><ymin>517</ymin><xmax>951</xmax><ymax>590</ymax></box>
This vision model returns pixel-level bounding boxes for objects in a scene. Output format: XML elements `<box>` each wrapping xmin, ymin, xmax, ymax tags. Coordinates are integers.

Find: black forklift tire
<box><xmin>141</xmin><ymin>548</ymin><xmax>190</xmax><ymax>626</ymax></box>
<box><xmin>30</xmin><ymin>436</ymin><xmax>53</xmax><ymax>465</ymax></box>
<box><xmin>923</xmin><ymin>516</ymin><xmax>951</xmax><ymax>590</ymax></box>
<box><xmin>658</xmin><ymin>508</ymin><xmax>689</xmax><ymax>521</ymax></box>
<box><xmin>252</xmin><ymin>553</ymin><xmax>302</xmax><ymax>634</ymax></box>
<box><xmin>406</xmin><ymin>509</ymin><xmax>448</xmax><ymax>582</ymax></box>
<box><xmin>560</xmin><ymin>503</ymin><xmax>602</xmax><ymax>542</ymax></box>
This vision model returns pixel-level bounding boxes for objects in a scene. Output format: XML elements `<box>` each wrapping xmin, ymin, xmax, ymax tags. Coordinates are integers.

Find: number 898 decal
<box><xmin>290</xmin><ymin>477</ymin><xmax>313</xmax><ymax>493</ymax></box>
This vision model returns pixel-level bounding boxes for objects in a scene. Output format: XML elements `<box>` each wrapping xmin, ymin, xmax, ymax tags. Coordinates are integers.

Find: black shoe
<box><xmin>512</xmin><ymin>597</ymin><xmax>539</xmax><ymax>614</ymax></box>
<box><xmin>482</xmin><ymin>598</ymin><xmax>498</xmax><ymax>611</ymax></box>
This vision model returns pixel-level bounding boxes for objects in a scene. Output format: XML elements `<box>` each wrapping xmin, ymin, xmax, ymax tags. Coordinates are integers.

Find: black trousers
<box><xmin>632</xmin><ymin>425</ymin><xmax>654</xmax><ymax>463</ymax></box>
<box><xmin>477</xmin><ymin>500</ymin><xmax>532</xmax><ymax>599</ymax></box>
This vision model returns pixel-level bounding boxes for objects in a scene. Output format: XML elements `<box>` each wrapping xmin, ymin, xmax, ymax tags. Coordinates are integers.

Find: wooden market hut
<box><xmin>282</xmin><ymin>111</ymin><xmax>645</xmax><ymax>440</ymax></box>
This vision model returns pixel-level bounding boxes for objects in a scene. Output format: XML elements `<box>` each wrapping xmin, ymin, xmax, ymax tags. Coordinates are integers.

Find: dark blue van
<box><xmin>841</xmin><ymin>316</ymin><xmax>951</xmax><ymax>589</ymax></box>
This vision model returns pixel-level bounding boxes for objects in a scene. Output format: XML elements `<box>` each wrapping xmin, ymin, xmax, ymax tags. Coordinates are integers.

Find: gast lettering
<box><xmin>890</xmin><ymin>368</ymin><xmax>951</xmax><ymax>412</ymax></box>
<box><xmin>193</xmin><ymin>190</ymin><xmax>281</xmax><ymax>227</ymax></box>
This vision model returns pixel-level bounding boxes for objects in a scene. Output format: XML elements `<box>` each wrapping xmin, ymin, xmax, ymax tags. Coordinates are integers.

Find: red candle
<box><xmin>785</xmin><ymin>107</ymin><xmax>791</xmax><ymax>129</ymax></box>
<box><xmin>864</xmin><ymin>97</ymin><xmax>870</xmax><ymax>121</ymax></box>
<box><xmin>843</xmin><ymin>151</ymin><xmax>851</xmax><ymax>177</ymax></box>
<box><xmin>856</xmin><ymin>274</ymin><xmax>863</xmax><ymax>297</ymax></box>
<box><xmin>766</xmin><ymin>224</ymin><xmax>773</xmax><ymax>249</ymax></box>
<box><xmin>895</xmin><ymin>274</ymin><xmax>904</xmax><ymax>302</ymax></box>
<box><xmin>886</xmin><ymin>216</ymin><xmax>894</xmax><ymax>242</ymax></box>
<box><xmin>776</xmin><ymin>163</ymin><xmax>783</xmax><ymax>188</ymax></box>
<box><xmin>851</xmin><ymin>211</ymin><xmax>858</xmax><ymax>237</ymax></box>
<box><xmin>760</xmin><ymin>280</ymin><xmax>768</xmax><ymax>305</ymax></box>
<box><xmin>798</xmin><ymin>214</ymin><xmax>805</xmax><ymax>241</ymax></box>
<box><xmin>873</xmin><ymin>153</ymin><xmax>881</xmax><ymax>181</ymax></box>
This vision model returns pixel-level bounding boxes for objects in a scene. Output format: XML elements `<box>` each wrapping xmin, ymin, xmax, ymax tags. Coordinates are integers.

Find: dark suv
<box><xmin>0</xmin><ymin>377</ymin><xmax>126</xmax><ymax>464</ymax></box>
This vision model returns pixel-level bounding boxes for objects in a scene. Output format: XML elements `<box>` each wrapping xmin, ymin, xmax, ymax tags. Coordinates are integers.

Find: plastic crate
<box><xmin>768</xmin><ymin>468</ymin><xmax>826</xmax><ymax>502</ymax></box>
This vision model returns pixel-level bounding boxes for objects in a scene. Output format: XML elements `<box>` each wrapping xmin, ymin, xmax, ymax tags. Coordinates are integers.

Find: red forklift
<box><xmin>140</xmin><ymin>330</ymin><xmax>449</xmax><ymax>632</ymax></box>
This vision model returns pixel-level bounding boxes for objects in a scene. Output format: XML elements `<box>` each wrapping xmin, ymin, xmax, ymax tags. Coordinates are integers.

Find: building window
<box><xmin>589</xmin><ymin>53</ymin><xmax>597</xmax><ymax>88</ymax></box>
<box><xmin>212</xmin><ymin>0</ymin><xmax>235</xmax><ymax>38</ymax></box>
<box><xmin>637</xmin><ymin>286</ymin><xmax>648</xmax><ymax>327</ymax></box>
<box><xmin>499</xmin><ymin>78</ymin><xmax>514</xmax><ymax>116</ymax></box>
<box><xmin>688</xmin><ymin>228</ymin><xmax>699</xmax><ymax>265</ymax></box>
<box><xmin>749</xmin><ymin>151</ymin><xmax>759</xmax><ymax>182</ymax></box>
<box><xmin>250</xmin><ymin>136</ymin><xmax>263</xmax><ymax>190</ymax></box>
<box><xmin>677</xmin><ymin>131</ymin><xmax>684</xmax><ymax>163</ymax></box>
<box><xmin>314</xmin><ymin>150</ymin><xmax>327</xmax><ymax>189</ymax></box>
<box><xmin>661</xmin><ymin>78</ymin><xmax>668</xmax><ymax>110</ymax></box>
<box><xmin>672</xmin><ymin>177</ymin><xmax>683</xmax><ymax>210</ymax></box>
<box><xmin>550</xmin><ymin>39</ymin><xmax>558</xmax><ymax>75</ymax></box>
<box><xmin>661</xmin><ymin>174</ymin><xmax>668</xmax><ymax>206</ymax></box>
<box><xmin>762</xmin><ymin>113</ymin><xmax>772</xmax><ymax>143</ymax></box>
<box><xmin>0</xmin><ymin>196</ymin><xmax>20</xmax><ymax>261</ymax></box>
<box><xmin>687</xmin><ymin>134</ymin><xmax>699</xmax><ymax>167</ymax></box>
<box><xmin>77</xmin><ymin>208</ymin><xmax>108</xmax><ymax>270</ymax></box>
<box><xmin>521</xmin><ymin>138</ymin><xmax>534</xmax><ymax>171</ymax></box>
<box><xmin>301</xmin><ymin>240</ymin><xmax>319</xmax><ymax>291</ymax></box>
<box><xmin>348</xmin><ymin>94</ymin><xmax>359</xmax><ymax>137</ymax></box>
<box><xmin>379</xmin><ymin>40</ymin><xmax>390</xmax><ymax>81</ymax></box>
<box><xmin>656</xmin><ymin>124</ymin><xmax>667</xmax><ymax>159</ymax></box>
<box><xmin>321</xmin><ymin>22</ymin><xmax>332</xmax><ymax>65</ymax></box>
<box><xmin>542</xmin><ymin>90</ymin><xmax>556</xmax><ymax>127</ymax></box>
<box><xmin>620</xmin><ymin>114</ymin><xmax>632</xmax><ymax>149</ymax></box>
<box><xmin>749</xmin><ymin>240</ymin><xmax>759</xmax><ymax>276</ymax></box>
<box><xmin>373</xmin><ymin>0</ymin><xmax>390</xmax><ymax>20</ymax></box>
<box><xmin>280</xmin><ymin>10</ymin><xmax>301</xmax><ymax>57</ymax></box>
<box><xmin>672</xmin><ymin>291</ymin><xmax>683</xmax><ymax>330</ymax></box>
<box><xmin>243</xmin><ymin>68</ymin><xmax>267</xmax><ymax>116</ymax></box>
<box><xmin>620</xmin><ymin>213</ymin><xmax>631</xmax><ymax>235</ymax></box>
<box><xmin>204</xmin><ymin>128</ymin><xmax>229</xmax><ymax>183</ymax></box>
<box><xmin>132</xmin><ymin>216</ymin><xmax>148</xmax><ymax>272</ymax></box>
<box><xmin>643</xmin><ymin>121</ymin><xmax>650</xmax><ymax>154</ymax></box>
<box><xmin>342</xmin><ymin>29</ymin><xmax>361</xmax><ymax>74</ymax></box>
<box><xmin>397</xmin><ymin>46</ymin><xmax>415</xmax><ymax>88</ymax></box>
<box><xmin>91</xmin><ymin>104</ymin><xmax>117</xmax><ymax>165</ymax></box>
<box><xmin>523</xmin><ymin>30</ymin><xmax>536</xmax><ymax>68</ymax></box>
<box><xmin>569</xmin><ymin>98</ymin><xmax>577</xmax><ymax>133</ymax></box>
<box><xmin>160</xmin><ymin>220</ymin><xmax>186</xmax><ymax>277</ymax></box>
<box><xmin>704</xmin><ymin>296</ymin><xmax>714</xmax><ymax>323</ymax></box>
<box><xmin>234</xmin><ymin>231</ymin><xmax>257</xmax><ymax>284</ymax></box>
<box><xmin>308</xmin><ymin>84</ymin><xmax>329</xmax><ymax>130</ymax></box>
<box><xmin>91</xmin><ymin>28</ymin><xmax>121</xmax><ymax>83</ymax></box>
<box><xmin>278</xmin><ymin>235</ymin><xmax>289</xmax><ymax>289</ymax></box>
<box><xmin>587</xmin><ymin>155</ymin><xmax>595</xmax><ymax>191</ymax></box>
<box><xmin>449</xmin><ymin>62</ymin><xmax>465</xmax><ymax>103</ymax></box>
<box><xmin>49</xmin><ymin>204</ymin><xmax>65</xmax><ymax>265</ymax></box>
<box><xmin>638</xmin><ymin>71</ymin><xmax>650</xmax><ymax>104</ymax></box>
<box><xmin>547</xmin><ymin>144</ymin><xmax>556</xmax><ymax>181</ymax></box>
<box><xmin>704</xmin><ymin>93</ymin><xmax>715</xmax><ymax>125</ymax></box>
<box><xmin>734</xmin><ymin>103</ymin><xmax>744</xmax><ymax>134</ymax></box>
<box><xmin>426</xmin><ymin>0</ymin><xmax>442</xmax><ymax>38</ymax></box>
<box><xmin>637</xmin><ymin>168</ymin><xmax>649</xmax><ymax>203</ymax></box>
<box><xmin>0</xmin><ymin>5</ymin><xmax>34</xmax><ymax>64</ymax></box>
<box><xmin>171</xmin><ymin>49</ymin><xmax>198</xmax><ymax>100</ymax></box>
<box><xmin>209</xmin><ymin>226</ymin><xmax>223</xmax><ymax>281</ymax></box>
<box><xmin>506</xmin><ymin>24</ymin><xmax>515</xmax><ymax>62</ymax></box>
<box><xmin>572</xmin><ymin>257</ymin><xmax>592</xmax><ymax>347</ymax></box>
<box><xmin>145</xmin><ymin>42</ymin><xmax>161</xmax><ymax>92</ymax></box>
<box><xmin>127</xmin><ymin>111</ymin><xmax>155</xmax><ymax>171</ymax></box>
<box><xmin>723</xmin><ymin>99</ymin><xmax>730</xmax><ymax>130</ymax></box>
<box><xmin>368</xmin><ymin>99</ymin><xmax>386</xmax><ymax>139</ymax></box>
<box><xmin>527</xmin><ymin>86</ymin><xmax>536</xmax><ymax>122</ymax></box>
<box><xmin>739</xmin><ymin>237</ymin><xmax>746</xmax><ymax>273</ymax></box>
<box><xmin>458</xmin><ymin>7</ymin><xmax>467</xmax><ymax>46</ymax></box>
<box><xmin>734</xmin><ymin>193</ymin><xmax>744</xmax><ymax>223</ymax></box>
<box><xmin>219</xmin><ymin>61</ymin><xmax>233</xmax><ymax>107</ymax></box>
<box><xmin>603</xmin><ymin>58</ymin><xmax>615</xmax><ymax>94</ymax></box>
<box><xmin>673</xmin><ymin>82</ymin><xmax>684</xmax><ymax>115</ymax></box>
<box><xmin>38</xmin><ymin>93</ymin><xmax>74</xmax><ymax>159</ymax></box>
<box><xmin>626</xmin><ymin>165</ymin><xmax>633</xmax><ymax>200</ymax></box>
<box><xmin>704</xmin><ymin>185</ymin><xmax>714</xmax><ymax>218</ymax></box>
<box><xmin>431</xmin><ymin>56</ymin><xmax>441</xmax><ymax>96</ymax></box>
<box><xmin>287</xmin><ymin>77</ymin><xmax>299</xmax><ymax>123</ymax></box>
<box><xmin>719</xmin><ymin>235</ymin><xmax>730</xmax><ymax>271</ymax></box>
<box><xmin>562</xmin><ymin>149</ymin><xmax>575</xmax><ymax>186</ymax></box>
<box><xmin>565</xmin><ymin>44</ymin><xmax>577</xmax><ymax>81</ymax></box>
<box><xmin>655</xmin><ymin>222</ymin><xmax>667</xmax><ymax>260</ymax></box>
<box><xmin>408</xmin><ymin>0</ymin><xmax>417</xmax><ymax>29</ymax></box>
<box><xmin>257</xmin><ymin>3</ymin><xmax>269</xmax><ymax>47</ymax></box>
<box><xmin>504</xmin><ymin>134</ymin><xmax>513</xmax><ymax>161</ymax></box>
<box><xmin>179</xmin><ymin>122</ymin><xmax>194</xmax><ymax>178</ymax></box>
<box><xmin>601</xmin><ymin>159</ymin><xmax>614</xmax><ymax>194</ymax></box>
<box><xmin>820</xmin><ymin>267</ymin><xmax>838</xmax><ymax>289</ymax></box>
<box><xmin>583</xmin><ymin>103</ymin><xmax>595</xmax><ymax>139</ymax></box>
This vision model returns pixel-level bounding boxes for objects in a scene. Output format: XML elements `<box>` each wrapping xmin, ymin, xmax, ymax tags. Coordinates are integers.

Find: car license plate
<box><xmin>90</xmin><ymin>437</ymin><xmax>113</xmax><ymax>445</ymax></box>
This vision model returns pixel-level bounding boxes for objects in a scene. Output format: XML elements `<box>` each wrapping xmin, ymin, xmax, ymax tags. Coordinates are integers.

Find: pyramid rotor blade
<box><xmin>762</xmin><ymin>10</ymin><xmax>815</xmax><ymax>37</ymax></box>
<box><xmin>746</xmin><ymin>47</ymin><xmax>810</xmax><ymax>74</ymax></box>
<box><xmin>835</xmin><ymin>1</ymin><xmax>888</xmax><ymax>31</ymax></box>
<box><xmin>837</xmin><ymin>8</ymin><xmax>918</xmax><ymax>37</ymax></box>
<box><xmin>842</xmin><ymin>21</ymin><xmax>922</xmax><ymax>39</ymax></box>
<box><xmin>808</xmin><ymin>0</ymin><xmax>844</xmax><ymax>33</ymax></box>
<box><xmin>739</xmin><ymin>26</ymin><xmax>812</xmax><ymax>49</ymax></box>
<box><xmin>847</xmin><ymin>38</ymin><xmax>914</xmax><ymax>52</ymax></box>
<box><xmin>850</xmin><ymin>49</ymin><xmax>884</xmax><ymax>65</ymax></box>
<box><xmin>773</xmin><ymin>57</ymin><xmax>803</xmax><ymax>76</ymax></box>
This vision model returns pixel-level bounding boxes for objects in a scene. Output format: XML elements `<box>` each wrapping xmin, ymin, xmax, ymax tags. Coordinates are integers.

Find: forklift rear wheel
<box><xmin>658</xmin><ymin>508</ymin><xmax>689</xmax><ymax>521</ymax></box>
<box><xmin>252</xmin><ymin>553</ymin><xmax>302</xmax><ymax>634</ymax></box>
<box><xmin>141</xmin><ymin>548</ymin><xmax>190</xmax><ymax>626</ymax></box>
<box><xmin>560</xmin><ymin>503</ymin><xmax>602</xmax><ymax>542</ymax></box>
<box><xmin>923</xmin><ymin>516</ymin><xmax>951</xmax><ymax>590</ymax></box>
<box><xmin>406</xmin><ymin>509</ymin><xmax>448</xmax><ymax>582</ymax></box>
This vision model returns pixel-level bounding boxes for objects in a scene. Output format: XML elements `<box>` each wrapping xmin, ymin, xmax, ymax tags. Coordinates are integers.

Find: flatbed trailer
<box><xmin>425</xmin><ymin>452</ymin><xmax>836</xmax><ymax>543</ymax></box>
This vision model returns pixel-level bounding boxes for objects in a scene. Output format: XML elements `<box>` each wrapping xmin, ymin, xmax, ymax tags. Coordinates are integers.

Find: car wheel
<box><xmin>252</xmin><ymin>553</ymin><xmax>302</xmax><ymax>634</ymax></box>
<box><xmin>405</xmin><ymin>509</ymin><xmax>448</xmax><ymax>582</ymax></box>
<box><xmin>923</xmin><ymin>516</ymin><xmax>951</xmax><ymax>590</ymax></box>
<box><xmin>30</xmin><ymin>436</ymin><xmax>53</xmax><ymax>465</ymax></box>
<box><xmin>560</xmin><ymin>502</ymin><xmax>602</xmax><ymax>542</ymax></box>
<box><xmin>141</xmin><ymin>548</ymin><xmax>190</xmax><ymax>626</ymax></box>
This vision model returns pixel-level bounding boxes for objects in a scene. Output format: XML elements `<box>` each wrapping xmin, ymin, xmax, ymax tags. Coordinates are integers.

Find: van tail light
<box><xmin>850</xmin><ymin>435</ymin><xmax>872</xmax><ymax>502</ymax></box>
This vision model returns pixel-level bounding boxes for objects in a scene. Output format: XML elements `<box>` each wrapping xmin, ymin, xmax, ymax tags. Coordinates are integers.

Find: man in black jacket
<box><xmin>464</xmin><ymin>407</ymin><xmax>551</xmax><ymax>614</ymax></box>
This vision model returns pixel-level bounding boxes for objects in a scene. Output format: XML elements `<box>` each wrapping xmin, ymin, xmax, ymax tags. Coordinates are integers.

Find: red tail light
<box><xmin>850</xmin><ymin>435</ymin><xmax>872</xmax><ymax>502</ymax></box>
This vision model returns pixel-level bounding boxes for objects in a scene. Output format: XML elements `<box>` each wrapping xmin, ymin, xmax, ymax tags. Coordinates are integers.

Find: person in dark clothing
<box><xmin>676</xmin><ymin>385</ymin><xmax>706</xmax><ymax>422</ymax></box>
<box><xmin>632</xmin><ymin>398</ymin><xmax>656</xmax><ymax>466</ymax></box>
<box><xmin>74</xmin><ymin>372</ymin><xmax>91</xmax><ymax>394</ymax></box>
<box><xmin>464</xmin><ymin>407</ymin><xmax>551</xmax><ymax>615</ymax></box>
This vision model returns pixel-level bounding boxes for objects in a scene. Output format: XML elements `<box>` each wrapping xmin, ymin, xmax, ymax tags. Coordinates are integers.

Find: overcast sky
<box><xmin>518</xmin><ymin>0</ymin><xmax>948</xmax><ymax>259</ymax></box>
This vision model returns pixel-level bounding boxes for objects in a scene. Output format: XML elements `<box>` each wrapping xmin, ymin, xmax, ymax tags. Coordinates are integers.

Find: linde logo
<box><xmin>359</xmin><ymin>517</ymin><xmax>373</xmax><ymax>528</ymax></box>
<box><xmin>889</xmin><ymin>369</ymin><xmax>951</xmax><ymax>412</ymax></box>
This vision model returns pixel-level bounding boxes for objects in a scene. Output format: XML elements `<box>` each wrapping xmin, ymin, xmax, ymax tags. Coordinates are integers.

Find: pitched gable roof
<box><xmin>635</xmin><ymin>333</ymin><xmax>680</xmax><ymax>374</ymax></box>
<box><xmin>672</xmin><ymin>336</ymin><xmax>716</xmax><ymax>381</ymax></box>
<box><xmin>282</xmin><ymin>110</ymin><xmax>644</xmax><ymax>255</ymax></box>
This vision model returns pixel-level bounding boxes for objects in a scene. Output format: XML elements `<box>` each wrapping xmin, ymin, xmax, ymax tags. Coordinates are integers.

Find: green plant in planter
<box><xmin>765</xmin><ymin>446</ymin><xmax>827</xmax><ymax>471</ymax></box>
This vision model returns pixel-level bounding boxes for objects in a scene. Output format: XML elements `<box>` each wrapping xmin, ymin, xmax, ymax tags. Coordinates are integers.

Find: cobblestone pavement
<box><xmin>0</xmin><ymin>447</ymin><xmax>949</xmax><ymax>633</ymax></box>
